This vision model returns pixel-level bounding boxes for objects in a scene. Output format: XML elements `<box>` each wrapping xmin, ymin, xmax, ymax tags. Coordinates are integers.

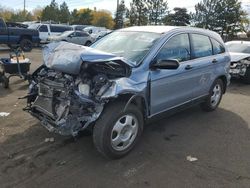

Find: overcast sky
<box><xmin>1</xmin><ymin>0</ymin><xmax>249</xmax><ymax>14</ymax></box>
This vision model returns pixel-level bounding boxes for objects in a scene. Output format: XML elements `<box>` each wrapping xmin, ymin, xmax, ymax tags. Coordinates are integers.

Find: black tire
<box><xmin>2</xmin><ymin>76</ymin><xmax>9</xmax><ymax>88</ymax></box>
<box><xmin>93</xmin><ymin>102</ymin><xmax>143</xmax><ymax>159</ymax></box>
<box><xmin>20</xmin><ymin>38</ymin><xmax>32</xmax><ymax>52</ymax></box>
<box><xmin>200</xmin><ymin>79</ymin><xmax>224</xmax><ymax>112</ymax></box>
<box><xmin>241</xmin><ymin>67</ymin><xmax>250</xmax><ymax>84</ymax></box>
<box><xmin>85</xmin><ymin>41</ymin><xmax>92</xmax><ymax>46</ymax></box>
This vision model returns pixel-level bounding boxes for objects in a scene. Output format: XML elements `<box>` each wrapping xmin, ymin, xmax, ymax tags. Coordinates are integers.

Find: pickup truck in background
<box><xmin>0</xmin><ymin>18</ymin><xmax>40</xmax><ymax>51</ymax></box>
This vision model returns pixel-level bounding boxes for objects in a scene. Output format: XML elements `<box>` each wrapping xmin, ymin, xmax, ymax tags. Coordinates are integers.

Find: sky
<box><xmin>0</xmin><ymin>0</ymin><xmax>249</xmax><ymax>14</ymax></box>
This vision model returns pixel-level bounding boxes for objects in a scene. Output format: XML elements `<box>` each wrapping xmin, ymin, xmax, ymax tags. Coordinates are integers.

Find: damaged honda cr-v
<box><xmin>24</xmin><ymin>26</ymin><xmax>231</xmax><ymax>159</ymax></box>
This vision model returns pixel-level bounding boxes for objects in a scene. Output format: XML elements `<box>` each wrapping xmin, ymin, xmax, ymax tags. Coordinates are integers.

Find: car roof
<box><xmin>119</xmin><ymin>26</ymin><xmax>224</xmax><ymax>43</ymax></box>
<box><xmin>120</xmin><ymin>26</ymin><xmax>178</xmax><ymax>33</ymax></box>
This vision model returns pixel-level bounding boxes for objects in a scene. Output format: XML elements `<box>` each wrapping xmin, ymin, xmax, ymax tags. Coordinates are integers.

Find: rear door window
<box><xmin>156</xmin><ymin>34</ymin><xmax>191</xmax><ymax>62</ymax></box>
<box><xmin>190</xmin><ymin>34</ymin><xmax>212</xmax><ymax>58</ymax></box>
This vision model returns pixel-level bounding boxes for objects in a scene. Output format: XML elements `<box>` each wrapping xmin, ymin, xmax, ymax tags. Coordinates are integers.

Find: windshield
<box><xmin>92</xmin><ymin>31</ymin><xmax>161</xmax><ymax>65</ymax></box>
<box><xmin>226</xmin><ymin>43</ymin><xmax>250</xmax><ymax>54</ymax></box>
<box><xmin>28</xmin><ymin>24</ymin><xmax>39</xmax><ymax>30</ymax></box>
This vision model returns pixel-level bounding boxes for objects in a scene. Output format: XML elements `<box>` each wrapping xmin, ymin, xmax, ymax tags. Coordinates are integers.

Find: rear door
<box><xmin>188</xmin><ymin>33</ymin><xmax>222</xmax><ymax>98</ymax></box>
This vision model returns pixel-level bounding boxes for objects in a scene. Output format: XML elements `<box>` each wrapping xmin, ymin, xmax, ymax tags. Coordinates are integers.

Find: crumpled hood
<box><xmin>43</xmin><ymin>41</ymin><xmax>135</xmax><ymax>75</ymax></box>
<box><xmin>229</xmin><ymin>52</ymin><xmax>250</xmax><ymax>62</ymax></box>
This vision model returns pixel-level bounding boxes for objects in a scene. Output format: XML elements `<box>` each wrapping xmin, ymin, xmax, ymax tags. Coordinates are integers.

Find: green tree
<box><xmin>147</xmin><ymin>0</ymin><xmax>168</xmax><ymax>25</ymax></box>
<box><xmin>41</xmin><ymin>0</ymin><xmax>60</xmax><ymax>22</ymax></box>
<box><xmin>70</xmin><ymin>9</ymin><xmax>79</xmax><ymax>24</ymax></box>
<box><xmin>114</xmin><ymin>0</ymin><xmax>127</xmax><ymax>29</ymax></box>
<box><xmin>215</xmin><ymin>0</ymin><xmax>245</xmax><ymax>36</ymax></box>
<box><xmin>129</xmin><ymin>0</ymin><xmax>148</xmax><ymax>26</ymax></box>
<box><xmin>192</xmin><ymin>0</ymin><xmax>245</xmax><ymax>35</ymax></box>
<box><xmin>164</xmin><ymin>7</ymin><xmax>190</xmax><ymax>26</ymax></box>
<box><xmin>77</xmin><ymin>8</ymin><xmax>93</xmax><ymax>25</ymax></box>
<box><xmin>58</xmin><ymin>1</ymin><xmax>70</xmax><ymax>23</ymax></box>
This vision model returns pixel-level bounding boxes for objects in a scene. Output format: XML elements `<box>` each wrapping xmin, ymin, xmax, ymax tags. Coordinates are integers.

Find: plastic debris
<box><xmin>57</xmin><ymin>161</ymin><xmax>66</xmax><ymax>166</ymax></box>
<box><xmin>0</xmin><ymin>112</ymin><xmax>10</xmax><ymax>117</ymax></box>
<box><xmin>44</xmin><ymin>137</ymin><xmax>55</xmax><ymax>143</ymax></box>
<box><xmin>186</xmin><ymin>155</ymin><xmax>198</xmax><ymax>162</ymax></box>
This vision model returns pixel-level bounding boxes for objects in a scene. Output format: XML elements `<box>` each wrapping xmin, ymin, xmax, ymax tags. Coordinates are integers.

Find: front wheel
<box><xmin>93</xmin><ymin>102</ymin><xmax>143</xmax><ymax>159</ymax></box>
<box><xmin>200</xmin><ymin>79</ymin><xmax>224</xmax><ymax>112</ymax></box>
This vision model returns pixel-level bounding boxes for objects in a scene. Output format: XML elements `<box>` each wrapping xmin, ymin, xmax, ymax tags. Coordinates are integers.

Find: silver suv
<box><xmin>24</xmin><ymin>26</ymin><xmax>231</xmax><ymax>159</ymax></box>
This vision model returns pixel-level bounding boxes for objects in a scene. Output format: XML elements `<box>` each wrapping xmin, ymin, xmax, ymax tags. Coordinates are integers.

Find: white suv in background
<box><xmin>28</xmin><ymin>24</ymin><xmax>72</xmax><ymax>43</ymax></box>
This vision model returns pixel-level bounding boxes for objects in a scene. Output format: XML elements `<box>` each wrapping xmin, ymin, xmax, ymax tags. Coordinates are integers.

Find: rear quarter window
<box><xmin>211</xmin><ymin>38</ymin><xmax>225</xmax><ymax>55</ymax></box>
<box><xmin>191</xmin><ymin>34</ymin><xmax>213</xmax><ymax>58</ymax></box>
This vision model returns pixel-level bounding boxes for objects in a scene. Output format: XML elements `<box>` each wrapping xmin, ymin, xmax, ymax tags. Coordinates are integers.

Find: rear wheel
<box><xmin>93</xmin><ymin>102</ymin><xmax>143</xmax><ymax>159</ymax></box>
<box><xmin>20</xmin><ymin>38</ymin><xmax>32</xmax><ymax>52</ymax></box>
<box><xmin>200</xmin><ymin>79</ymin><xmax>224</xmax><ymax>112</ymax></box>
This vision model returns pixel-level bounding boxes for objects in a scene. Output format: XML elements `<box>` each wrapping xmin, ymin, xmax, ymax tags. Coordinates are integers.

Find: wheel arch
<box><xmin>109</xmin><ymin>93</ymin><xmax>149</xmax><ymax>120</ymax></box>
<box><xmin>216</xmin><ymin>75</ymin><xmax>227</xmax><ymax>93</ymax></box>
<box><xmin>19</xmin><ymin>35</ymin><xmax>32</xmax><ymax>43</ymax></box>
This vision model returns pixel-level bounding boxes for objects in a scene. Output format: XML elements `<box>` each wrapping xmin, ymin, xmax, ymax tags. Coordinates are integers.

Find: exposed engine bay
<box><xmin>230</xmin><ymin>58</ymin><xmax>250</xmax><ymax>77</ymax></box>
<box><xmin>24</xmin><ymin>42</ymin><xmax>133</xmax><ymax>136</ymax></box>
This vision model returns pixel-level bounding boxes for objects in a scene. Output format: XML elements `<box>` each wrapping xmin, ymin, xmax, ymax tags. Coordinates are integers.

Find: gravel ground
<box><xmin>0</xmin><ymin>48</ymin><xmax>250</xmax><ymax>188</ymax></box>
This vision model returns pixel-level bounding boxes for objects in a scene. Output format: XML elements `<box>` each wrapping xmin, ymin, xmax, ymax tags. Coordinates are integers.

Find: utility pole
<box><xmin>23</xmin><ymin>0</ymin><xmax>26</xmax><ymax>13</ymax></box>
<box><xmin>117</xmin><ymin>0</ymin><xmax>119</xmax><ymax>12</ymax></box>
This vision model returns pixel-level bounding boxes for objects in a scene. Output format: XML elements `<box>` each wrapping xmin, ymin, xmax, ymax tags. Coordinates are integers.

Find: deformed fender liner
<box><xmin>123</xmin><ymin>94</ymin><xmax>140</xmax><ymax>112</ymax></box>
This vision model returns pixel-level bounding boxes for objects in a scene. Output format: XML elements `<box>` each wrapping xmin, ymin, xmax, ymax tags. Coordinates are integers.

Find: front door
<box><xmin>150</xmin><ymin>33</ymin><xmax>196</xmax><ymax>115</ymax></box>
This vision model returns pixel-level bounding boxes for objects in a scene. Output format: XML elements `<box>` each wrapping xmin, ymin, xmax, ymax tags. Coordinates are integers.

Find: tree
<box><xmin>192</xmin><ymin>0</ymin><xmax>246</xmax><ymax>35</ymax></box>
<box><xmin>129</xmin><ymin>0</ymin><xmax>148</xmax><ymax>26</ymax></box>
<box><xmin>164</xmin><ymin>7</ymin><xmax>190</xmax><ymax>26</ymax></box>
<box><xmin>114</xmin><ymin>0</ymin><xmax>127</xmax><ymax>29</ymax></box>
<box><xmin>32</xmin><ymin>7</ymin><xmax>43</xmax><ymax>21</ymax></box>
<box><xmin>77</xmin><ymin>8</ymin><xmax>93</xmax><ymax>25</ymax></box>
<box><xmin>58</xmin><ymin>2</ymin><xmax>70</xmax><ymax>23</ymax></box>
<box><xmin>70</xmin><ymin>9</ymin><xmax>79</xmax><ymax>24</ymax></box>
<box><xmin>147</xmin><ymin>0</ymin><xmax>168</xmax><ymax>25</ymax></box>
<box><xmin>41</xmin><ymin>0</ymin><xmax>60</xmax><ymax>22</ymax></box>
<box><xmin>215</xmin><ymin>0</ymin><xmax>245</xmax><ymax>36</ymax></box>
<box><xmin>92</xmin><ymin>10</ymin><xmax>114</xmax><ymax>29</ymax></box>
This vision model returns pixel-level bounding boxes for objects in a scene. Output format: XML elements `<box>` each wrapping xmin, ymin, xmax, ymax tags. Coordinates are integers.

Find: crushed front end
<box><xmin>24</xmin><ymin>42</ymin><xmax>133</xmax><ymax>136</ymax></box>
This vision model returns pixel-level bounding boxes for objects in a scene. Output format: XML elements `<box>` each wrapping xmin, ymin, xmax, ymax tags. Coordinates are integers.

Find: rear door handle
<box><xmin>185</xmin><ymin>65</ymin><xmax>193</xmax><ymax>70</ymax></box>
<box><xmin>212</xmin><ymin>59</ymin><xmax>218</xmax><ymax>63</ymax></box>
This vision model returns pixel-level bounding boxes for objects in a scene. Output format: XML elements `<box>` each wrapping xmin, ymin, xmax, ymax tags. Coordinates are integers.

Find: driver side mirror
<box><xmin>150</xmin><ymin>59</ymin><xmax>180</xmax><ymax>70</ymax></box>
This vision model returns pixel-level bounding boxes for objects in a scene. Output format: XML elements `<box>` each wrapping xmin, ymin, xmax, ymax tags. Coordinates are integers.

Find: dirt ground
<box><xmin>0</xmin><ymin>48</ymin><xmax>250</xmax><ymax>188</ymax></box>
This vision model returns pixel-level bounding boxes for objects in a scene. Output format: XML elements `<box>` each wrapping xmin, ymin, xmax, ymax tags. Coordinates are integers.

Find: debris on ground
<box><xmin>0</xmin><ymin>112</ymin><xmax>10</xmax><ymax>117</ymax></box>
<box><xmin>57</xmin><ymin>161</ymin><xmax>66</xmax><ymax>166</ymax></box>
<box><xmin>186</xmin><ymin>155</ymin><xmax>198</xmax><ymax>162</ymax></box>
<box><xmin>44</xmin><ymin>137</ymin><xmax>55</xmax><ymax>143</ymax></box>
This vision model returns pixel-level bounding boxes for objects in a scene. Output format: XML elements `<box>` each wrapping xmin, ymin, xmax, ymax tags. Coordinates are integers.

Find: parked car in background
<box><xmin>225</xmin><ymin>41</ymin><xmax>250</xmax><ymax>84</ymax></box>
<box><xmin>0</xmin><ymin>18</ymin><xmax>40</xmax><ymax>51</ymax></box>
<box><xmin>71</xmin><ymin>25</ymin><xmax>90</xmax><ymax>31</ymax></box>
<box><xmin>83</xmin><ymin>26</ymin><xmax>111</xmax><ymax>40</ymax></box>
<box><xmin>28</xmin><ymin>23</ymin><xmax>72</xmax><ymax>43</ymax></box>
<box><xmin>24</xmin><ymin>26</ymin><xmax>230</xmax><ymax>159</ymax></box>
<box><xmin>48</xmin><ymin>30</ymin><xmax>94</xmax><ymax>46</ymax></box>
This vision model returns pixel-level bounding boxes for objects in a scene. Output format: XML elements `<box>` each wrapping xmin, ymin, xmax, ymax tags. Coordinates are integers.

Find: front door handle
<box><xmin>212</xmin><ymin>59</ymin><xmax>218</xmax><ymax>63</ymax></box>
<box><xmin>185</xmin><ymin>65</ymin><xmax>193</xmax><ymax>70</ymax></box>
